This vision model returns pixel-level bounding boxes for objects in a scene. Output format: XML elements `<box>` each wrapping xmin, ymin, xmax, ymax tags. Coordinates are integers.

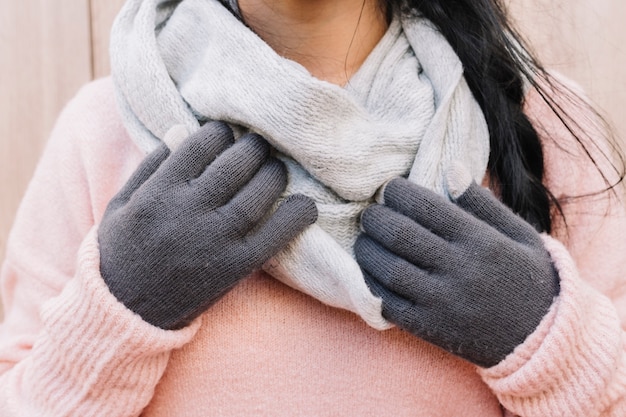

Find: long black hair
<box><xmin>223</xmin><ymin>0</ymin><xmax>624</xmax><ymax>232</ymax></box>
<box><xmin>386</xmin><ymin>0</ymin><xmax>624</xmax><ymax>233</ymax></box>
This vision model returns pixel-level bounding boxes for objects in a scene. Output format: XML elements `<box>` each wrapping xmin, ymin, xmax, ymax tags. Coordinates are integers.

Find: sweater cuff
<box><xmin>26</xmin><ymin>227</ymin><xmax>200</xmax><ymax>416</ymax></box>
<box><xmin>479</xmin><ymin>234</ymin><xmax>626</xmax><ymax>416</ymax></box>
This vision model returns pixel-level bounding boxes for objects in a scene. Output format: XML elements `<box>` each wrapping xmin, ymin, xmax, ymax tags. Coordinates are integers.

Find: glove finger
<box><xmin>360</xmin><ymin>204</ymin><xmax>452</xmax><ymax>270</ymax></box>
<box><xmin>219</xmin><ymin>158</ymin><xmax>288</xmax><ymax>235</ymax></box>
<box><xmin>193</xmin><ymin>133</ymin><xmax>271</xmax><ymax>207</ymax></box>
<box><xmin>156</xmin><ymin>121</ymin><xmax>235</xmax><ymax>183</ymax></box>
<box><xmin>355</xmin><ymin>235</ymin><xmax>445</xmax><ymax>305</ymax></box>
<box><xmin>454</xmin><ymin>182</ymin><xmax>543</xmax><ymax>246</ymax></box>
<box><xmin>382</xmin><ymin>177</ymin><xmax>481</xmax><ymax>242</ymax></box>
<box><xmin>245</xmin><ymin>194</ymin><xmax>318</xmax><ymax>263</ymax></box>
<box><xmin>362</xmin><ymin>271</ymin><xmax>427</xmax><ymax>332</ymax></box>
<box><xmin>109</xmin><ymin>143</ymin><xmax>170</xmax><ymax>207</ymax></box>
<box><xmin>366</xmin><ymin>266</ymin><xmax>502</xmax><ymax>367</ymax></box>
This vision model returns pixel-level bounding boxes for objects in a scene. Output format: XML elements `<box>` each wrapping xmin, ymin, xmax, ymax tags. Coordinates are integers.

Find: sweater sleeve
<box><xmin>478</xmin><ymin>76</ymin><xmax>626</xmax><ymax>416</ymax></box>
<box><xmin>0</xmin><ymin>79</ymin><xmax>200</xmax><ymax>416</ymax></box>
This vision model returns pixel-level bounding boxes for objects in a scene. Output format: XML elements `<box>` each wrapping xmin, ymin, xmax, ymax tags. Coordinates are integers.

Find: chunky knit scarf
<box><xmin>110</xmin><ymin>0</ymin><xmax>490</xmax><ymax>330</ymax></box>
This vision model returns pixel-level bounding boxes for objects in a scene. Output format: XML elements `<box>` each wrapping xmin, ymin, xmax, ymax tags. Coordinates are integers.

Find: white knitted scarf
<box><xmin>110</xmin><ymin>0</ymin><xmax>490</xmax><ymax>330</ymax></box>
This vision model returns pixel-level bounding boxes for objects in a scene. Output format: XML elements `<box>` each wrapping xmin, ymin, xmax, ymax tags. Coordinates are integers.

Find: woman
<box><xmin>1</xmin><ymin>0</ymin><xmax>625</xmax><ymax>415</ymax></box>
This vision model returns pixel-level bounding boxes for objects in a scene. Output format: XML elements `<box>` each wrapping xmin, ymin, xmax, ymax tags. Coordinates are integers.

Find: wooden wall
<box><xmin>508</xmin><ymin>0</ymin><xmax>626</xmax><ymax>138</ymax></box>
<box><xmin>1</xmin><ymin>1</ymin><xmax>625</xmax><ymax>318</ymax></box>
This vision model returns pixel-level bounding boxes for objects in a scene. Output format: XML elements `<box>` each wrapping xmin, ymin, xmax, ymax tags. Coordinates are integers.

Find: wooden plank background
<box><xmin>1</xmin><ymin>1</ymin><xmax>625</xmax><ymax>319</ymax></box>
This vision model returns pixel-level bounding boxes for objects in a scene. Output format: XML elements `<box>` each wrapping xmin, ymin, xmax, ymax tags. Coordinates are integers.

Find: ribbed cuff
<box><xmin>24</xmin><ymin>228</ymin><xmax>200</xmax><ymax>416</ymax></box>
<box><xmin>479</xmin><ymin>234</ymin><xmax>626</xmax><ymax>417</ymax></box>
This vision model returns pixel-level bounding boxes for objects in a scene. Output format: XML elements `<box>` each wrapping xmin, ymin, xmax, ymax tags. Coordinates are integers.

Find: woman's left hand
<box><xmin>354</xmin><ymin>177</ymin><xmax>560</xmax><ymax>368</ymax></box>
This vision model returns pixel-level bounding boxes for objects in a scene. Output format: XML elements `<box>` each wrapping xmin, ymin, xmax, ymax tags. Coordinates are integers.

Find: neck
<box><xmin>237</xmin><ymin>0</ymin><xmax>389</xmax><ymax>85</ymax></box>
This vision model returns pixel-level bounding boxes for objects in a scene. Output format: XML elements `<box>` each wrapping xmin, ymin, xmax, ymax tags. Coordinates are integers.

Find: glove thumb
<box><xmin>445</xmin><ymin>161</ymin><xmax>475</xmax><ymax>199</ymax></box>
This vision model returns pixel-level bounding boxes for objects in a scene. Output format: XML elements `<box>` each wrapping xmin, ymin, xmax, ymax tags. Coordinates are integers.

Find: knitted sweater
<box><xmin>0</xmin><ymin>77</ymin><xmax>625</xmax><ymax>416</ymax></box>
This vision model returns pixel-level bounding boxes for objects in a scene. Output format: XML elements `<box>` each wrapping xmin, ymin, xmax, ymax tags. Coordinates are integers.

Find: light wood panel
<box><xmin>508</xmin><ymin>0</ymin><xmax>626</xmax><ymax>141</ymax></box>
<box><xmin>91</xmin><ymin>0</ymin><xmax>127</xmax><ymax>78</ymax></box>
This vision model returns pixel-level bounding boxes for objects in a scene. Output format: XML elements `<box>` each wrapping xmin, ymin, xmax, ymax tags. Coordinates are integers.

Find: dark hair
<box><xmin>385</xmin><ymin>0</ymin><xmax>624</xmax><ymax>233</ymax></box>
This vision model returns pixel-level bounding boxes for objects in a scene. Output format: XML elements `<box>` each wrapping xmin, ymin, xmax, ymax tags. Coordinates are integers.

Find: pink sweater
<box><xmin>1</xmin><ymin>77</ymin><xmax>626</xmax><ymax>416</ymax></box>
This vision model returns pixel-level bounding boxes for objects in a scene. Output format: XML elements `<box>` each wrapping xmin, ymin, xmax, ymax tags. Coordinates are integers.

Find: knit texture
<box><xmin>4</xmin><ymin>228</ymin><xmax>200</xmax><ymax>416</ymax></box>
<box><xmin>109</xmin><ymin>0</ymin><xmax>490</xmax><ymax>329</ymax></box>
<box><xmin>480</xmin><ymin>235</ymin><xmax>626</xmax><ymax>416</ymax></box>
<box><xmin>356</xmin><ymin>178</ymin><xmax>560</xmax><ymax>367</ymax></box>
<box><xmin>98</xmin><ymin>124</ymin><xmax>317</xmax><ymax>329</ymax></box>
<box><xmin>1</xmin><ymin>78</ymin><xmax>626</xmax><ymax>416</ymax></box>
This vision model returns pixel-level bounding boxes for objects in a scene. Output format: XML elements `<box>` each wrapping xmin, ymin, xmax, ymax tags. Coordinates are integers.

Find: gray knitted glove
<box><xmin>98</xmin><ymin>122</ymin><xmax>317</xmax><ymax>330</ymax></box>
<box><xmin>354</xmin><ymin>177</ymin><xmax>559</xmax><ymax>367</ymax></box>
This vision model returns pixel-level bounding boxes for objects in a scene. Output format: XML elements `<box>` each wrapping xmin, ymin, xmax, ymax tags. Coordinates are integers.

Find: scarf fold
<box><xmin>110</xmin><ymin>0</ymin><xmax>490</xmax><ymax>330</ymax></box>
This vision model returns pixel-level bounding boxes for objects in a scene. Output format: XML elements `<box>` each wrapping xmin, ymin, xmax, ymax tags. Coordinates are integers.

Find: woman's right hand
<box><xmin>97</xmin><ymin>122</ymin><xmax>317</xmax><ymax>330</ymax></box>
